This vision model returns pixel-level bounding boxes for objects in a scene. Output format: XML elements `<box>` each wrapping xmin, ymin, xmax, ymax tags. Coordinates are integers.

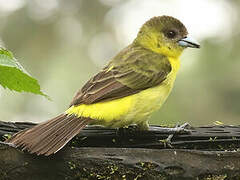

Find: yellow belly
<box><xmin>66</xmin><ymin>70</ymin><xmax>177</xmax><ymax>128</ymax></box>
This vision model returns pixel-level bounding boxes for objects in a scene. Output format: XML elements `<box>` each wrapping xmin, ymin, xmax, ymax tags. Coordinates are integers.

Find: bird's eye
<box><xmin>165</xmin><ymin>30</ymin><xmax>177</xmax><ymax>39</ymax></box>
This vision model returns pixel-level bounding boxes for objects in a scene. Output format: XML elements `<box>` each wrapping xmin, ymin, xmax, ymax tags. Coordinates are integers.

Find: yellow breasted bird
<box><xmin>6</xmin><ymin>16</ymin><xmax>200</xmax><ymax>155</ymax></box>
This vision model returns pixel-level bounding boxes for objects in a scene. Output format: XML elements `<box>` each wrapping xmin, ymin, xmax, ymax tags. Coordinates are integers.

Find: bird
<box><xmin>5</xmin><ymin>15</ymin><xmax>200</xmax><ymax>156</ymax></box>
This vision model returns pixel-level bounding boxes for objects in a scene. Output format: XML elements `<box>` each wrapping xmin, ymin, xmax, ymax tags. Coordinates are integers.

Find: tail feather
<box><xmin>44</xmin><ymin>119</ymin><xmax>89</xmax><ymax>156</ymax></box>
<box><xmin>29</xmin><ymin>115</ymin><xmax>77</xmax><ymax>153</ymax></box>
<box><xmin>5</xmin><ymin>113</ymin><xmax>91</xmax><ymax>156</ymax></box>
<box><xmin>20</xmin><ymin>114</ymin><xmax>68</xmax><ymax>149</ymax></box>
<box><xmin>34</xmin><ymin>116</ymin><xmax>85</xmax><ymax>155</ymax></box>
<box><xmin>13</xmin><ymin>114</ymin><xmax>67</xmax><ymax>147</ymax></box>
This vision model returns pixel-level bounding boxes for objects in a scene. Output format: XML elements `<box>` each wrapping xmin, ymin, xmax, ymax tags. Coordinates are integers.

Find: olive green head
<box><xmin>135</xmin><ymin>16</ymin><xmax>200</xmax><ymax>58</ymax></box>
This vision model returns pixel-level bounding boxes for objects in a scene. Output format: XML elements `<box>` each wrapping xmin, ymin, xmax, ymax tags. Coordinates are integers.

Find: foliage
<box><xmin>0</xmin><ymin>48</ymin><xmax>48</xmax><ymax>98</ymax></box>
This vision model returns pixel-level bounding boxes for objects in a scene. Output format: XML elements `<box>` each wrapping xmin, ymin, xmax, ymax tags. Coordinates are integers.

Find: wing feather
<box><xmin>70</xmin><ymin>45</ymin><xmax>171</xmax><ymax>106</ymax></box>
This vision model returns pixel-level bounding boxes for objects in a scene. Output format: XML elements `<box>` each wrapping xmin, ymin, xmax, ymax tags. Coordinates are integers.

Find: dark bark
<box><xmin>0</xmin><ymin>121</ymin><xmax>240</xmax><ymax>180</ymax></box>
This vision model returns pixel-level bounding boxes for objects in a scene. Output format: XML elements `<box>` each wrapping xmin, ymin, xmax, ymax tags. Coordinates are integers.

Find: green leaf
<box><xmin>0</xmin><ymin>48</ymin><xmax>49</xmax><ymax>98</ymax></box>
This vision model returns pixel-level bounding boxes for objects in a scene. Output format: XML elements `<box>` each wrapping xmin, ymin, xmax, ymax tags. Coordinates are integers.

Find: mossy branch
<box><xmin>0</xmin><ymin>121</ymin><xmax>240</xmax><ymax>179</ymax></box>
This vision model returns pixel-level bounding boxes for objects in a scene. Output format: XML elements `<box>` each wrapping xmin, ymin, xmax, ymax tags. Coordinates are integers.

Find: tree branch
<box><xmin>0</xmin><ymin>121</ymin><xmax>240</xmax><ymax>179</ymax></box>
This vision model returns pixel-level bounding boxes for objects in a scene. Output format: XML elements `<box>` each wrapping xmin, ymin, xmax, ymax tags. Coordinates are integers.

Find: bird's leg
<box><xmin>160</xmin><ymin>122</ymin><xmax>191</xmax><ymax>148</ymax></box>
<box><xmin>117</xmin><ymin>121</ymin><xmax>149</xmax><ymax>137</ymax></box>
<box><xmin>136</xmin><ymin>121</ymin><xmax>149</xmax><ymax>131</ymax></box>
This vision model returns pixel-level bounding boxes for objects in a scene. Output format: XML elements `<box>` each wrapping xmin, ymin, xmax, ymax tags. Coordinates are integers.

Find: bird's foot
<box><xmin>160</xmin><ymin>123</ymin><xmax>191</xmax><ymax>148</ymax></box>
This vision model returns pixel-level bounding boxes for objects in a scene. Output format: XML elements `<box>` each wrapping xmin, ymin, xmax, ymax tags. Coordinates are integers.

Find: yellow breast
<box><xmin>124</xmin><ymin>57</ymin><xmax>179</xmax><ymax>122</ymax></box>
<box><xmin>66</xmin><ymin>57</ymin><xmax>180</xmax><ymax>127</ymax></box>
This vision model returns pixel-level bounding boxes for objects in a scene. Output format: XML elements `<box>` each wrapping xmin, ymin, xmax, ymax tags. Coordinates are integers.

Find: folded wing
<box><xmin>70</xmin><ymin>45</ymin><xmax>172</xmax><ymax>106</ymax></box>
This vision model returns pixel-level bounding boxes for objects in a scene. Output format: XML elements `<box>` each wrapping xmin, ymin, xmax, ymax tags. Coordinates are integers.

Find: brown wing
<box><xmin>70</xmin><ymin>45</ymin><xmax>171</xmax><ymax>106</ymax></box>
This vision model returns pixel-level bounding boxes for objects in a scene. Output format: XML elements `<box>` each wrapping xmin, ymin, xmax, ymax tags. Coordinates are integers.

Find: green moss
<box><xmin>202</xmin><ymin>174</ymin><xmax>227</xmax><ymax>180</ymax></box>
<box><xmin>68</xmin><ymin>161</ymin><xmax>76</xmax><ymax>170</ymax></box>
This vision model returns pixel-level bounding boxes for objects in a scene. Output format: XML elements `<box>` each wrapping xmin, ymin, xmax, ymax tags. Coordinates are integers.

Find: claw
<box><xmin>160</xmin><ymin>122</ymin><xmax>191</xmax><ymax>148</ymax></box>
<box><xmin>172</xmin><ymin>123</ymin><xmax>191</xmax><ymax>133</ymax></box>
<box><xmin>160</xmin><ymin>137</ymin><xmax>173</xmax><ymax>148</ymax></box>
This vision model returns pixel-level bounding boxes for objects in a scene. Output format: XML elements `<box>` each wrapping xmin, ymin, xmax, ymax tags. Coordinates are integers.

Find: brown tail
<box><xmin>5</xmin><ymin>114</ymin><xmax>91</xmax><ymax>156</ymax></box>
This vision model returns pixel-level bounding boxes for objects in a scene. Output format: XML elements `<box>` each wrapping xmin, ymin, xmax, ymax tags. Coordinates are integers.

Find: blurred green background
<box><xmin>0</xmin><ymin>0</ymin><xmax>239</xmax><ymax>126</ymax></box>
